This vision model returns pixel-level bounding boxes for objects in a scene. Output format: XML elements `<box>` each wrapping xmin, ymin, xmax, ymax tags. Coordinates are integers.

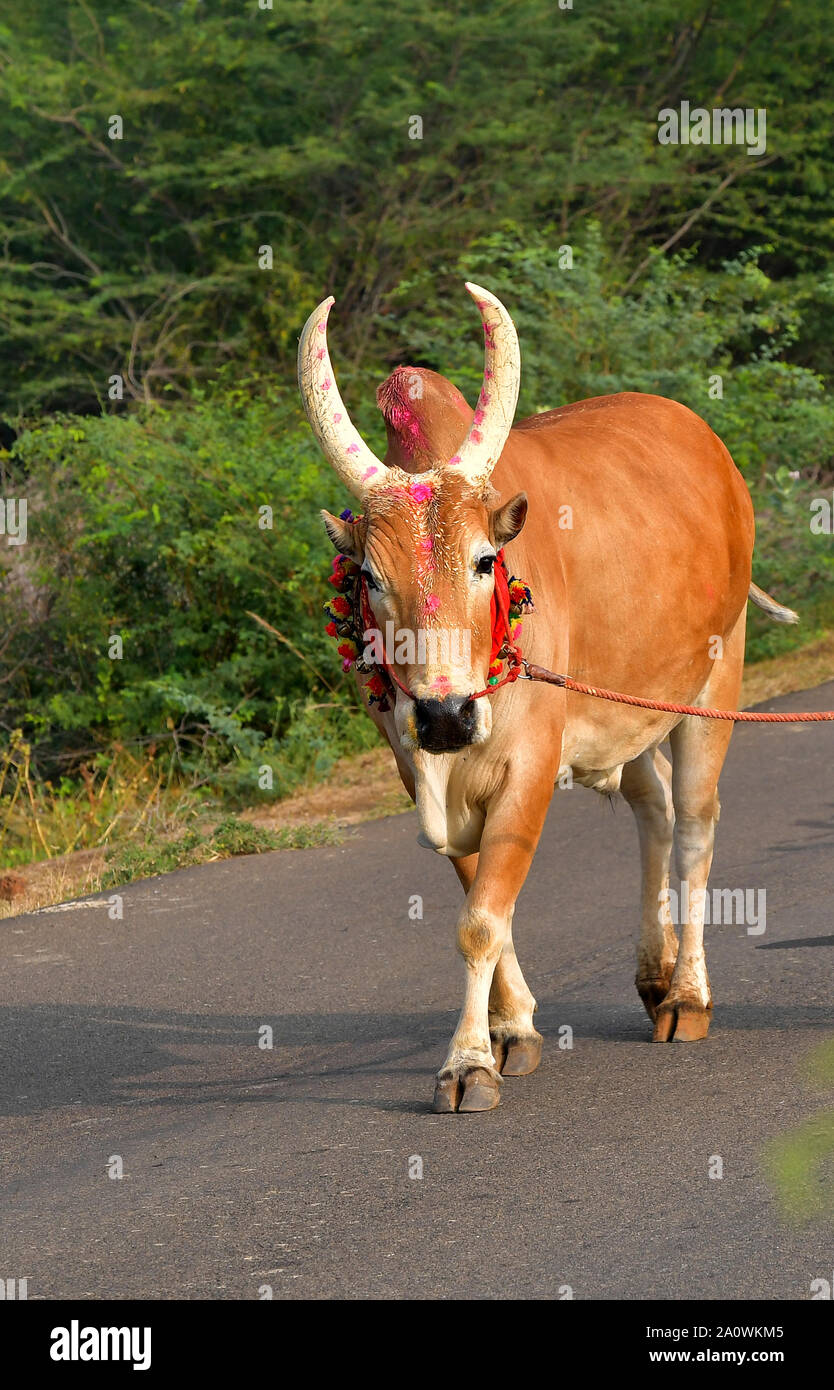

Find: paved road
<box><xmin>2</xmin><ymin>683</ymin><xmax>834</xmax><ymax>1301</ymax></box>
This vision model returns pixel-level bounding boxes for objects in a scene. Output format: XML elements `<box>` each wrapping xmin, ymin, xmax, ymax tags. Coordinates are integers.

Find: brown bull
<box><xmin>298</xmin><ymin>283</ymin><xmax>797</xmax><ymax>1113</ymax></box>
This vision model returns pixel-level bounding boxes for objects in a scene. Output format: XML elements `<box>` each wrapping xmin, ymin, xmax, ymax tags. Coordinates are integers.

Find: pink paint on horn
<box><xmin>317</xmin><ymin>322</ymin><xmax>326</xmax><ymax>333</ymax></box>
<box><xmin>321</xmin><ymin>376</ymin><xmax>332</xmax><ymax>391</ymax></box>
<box><xmin>471</xmin><ymin>429</ymin><xmax>482</xmax><ymax>444</ymax></box>
<box><xmin>448</xmin><ymin>454</ymin><xmax>461</xmax><ymax>465</ymax></box>
<box><xmin>473</xmin><ymin>408</ymin><xmax>485</xmax><ymax>425</ymax></box>
<box><xmin>484</xmin><ymin>367</ymin><xmax>494</xmax><ymax>380</ymax></box>
<box><xmin>362</xmin><ymin>464</ymin><xmax>378</xmax><ymax>479</ymax></box>
<box><xmin>317</xmin><ymin>348</ymin><xmax>326</xmax><ymax>360</ymax></box>
<box><xmin>334</xmin><ymin>412</ymin><xmax>342</xmax><ymax>422</ymax></box>
<box><xmin>347</xmin><ymin>442</ymin><xmax>360</xmax><ymax>455</ymax></box>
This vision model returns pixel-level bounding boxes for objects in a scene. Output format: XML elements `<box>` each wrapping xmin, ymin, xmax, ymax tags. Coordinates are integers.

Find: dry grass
<box><xmin>0</xmin><ymin>747</ymin><xmax>410</xmax><ymax>920</ymax></box>
<box><xmin>0</xmin><ymin>849</ymin><xmax>105</xmax><ymax>920</ymax></box>
<box><xmin>740</xmin><ymin>631</ymin><xmax>834</xmax><ymax>707</ymax></box>
<box><xmin>244</xmin><ymin>747</ymin><xmax>411</xmax><ymax>832</ymax></box>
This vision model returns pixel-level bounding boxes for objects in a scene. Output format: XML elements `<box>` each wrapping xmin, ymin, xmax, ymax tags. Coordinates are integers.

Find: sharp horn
<box><xmin>448</xmin><ymin>282</ymin><xmax>520</xmax><ymax>488</ymax></box>
<box><xmin>298</xmin><ymin>296</ymin><xmax>387</xmax><ymax>499</ymax></box>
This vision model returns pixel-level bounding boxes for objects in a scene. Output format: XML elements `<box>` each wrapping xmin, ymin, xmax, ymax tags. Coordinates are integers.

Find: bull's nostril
<box><xmin>414</xmin><ymin>695</ymin><xmax>477</xmax><ymax>751</ymax></box>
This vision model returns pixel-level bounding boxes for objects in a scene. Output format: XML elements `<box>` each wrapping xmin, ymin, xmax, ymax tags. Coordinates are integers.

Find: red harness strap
<box><xmin>470</xmin><ymin>551</ymin><xmax>525</xmax><ymax>698</ymax></box>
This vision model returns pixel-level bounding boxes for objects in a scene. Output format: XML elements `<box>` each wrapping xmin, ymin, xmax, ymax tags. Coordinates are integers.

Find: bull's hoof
<box><xmin>652</xmin><ymin>999</ymin><xmax>712</xmax><ymax>1042</ymax></box>
<box><xmin>432</xmin><ymin>1065</ymin><xmax>502</xmax><ymax>1113</ymax></box>
<box><xmin>491</xmin><ymin>1030</ymin><xmax>543</xmax><ymax>1076</ymax></box>
<box><xmin>636</xmin><ymin>970</ymin><xmax>675</xmax><ymax>1023</ymax></box>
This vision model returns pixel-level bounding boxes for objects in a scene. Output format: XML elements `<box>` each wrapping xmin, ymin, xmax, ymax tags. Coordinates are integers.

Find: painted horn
<box><xmin>297</xmin><ymin>296</ymin><xmax>387</xmax><ymax>499</ymax></box>
<box><xmin>448</xmin><ymin>282</ymin><xmax>521</xmax><ymax>488</ymax></box>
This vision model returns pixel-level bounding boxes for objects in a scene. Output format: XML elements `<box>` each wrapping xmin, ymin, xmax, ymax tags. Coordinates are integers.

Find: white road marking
<box><xmin>31</xmin><ymin>899</ymin><xmax>110</xmax><ymax>915</ymax></box>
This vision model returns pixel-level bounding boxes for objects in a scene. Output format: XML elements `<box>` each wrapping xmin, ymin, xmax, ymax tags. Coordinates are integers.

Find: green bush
<box><xmin>2</xmin><ymin>380</ymin><xmax>381</xmax><ymax>795</ymax></box>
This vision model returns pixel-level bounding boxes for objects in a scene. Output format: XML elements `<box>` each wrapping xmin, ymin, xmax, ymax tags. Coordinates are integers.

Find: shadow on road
<box><xmin>2</xmin><ymin>998</ymin><xmax>833</xmax><ymax>1120</ymax></box>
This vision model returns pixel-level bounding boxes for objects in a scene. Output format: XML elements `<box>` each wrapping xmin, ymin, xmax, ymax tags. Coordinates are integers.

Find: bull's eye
<box><xmin>475</xmin><ymin>553</ymin><xmax>496</xmax><ymax>575</ymax></box>
<box><xmin>362</xmin><ymin>566</ymin><xmax>381</xmax><ymax>592</ymax></box>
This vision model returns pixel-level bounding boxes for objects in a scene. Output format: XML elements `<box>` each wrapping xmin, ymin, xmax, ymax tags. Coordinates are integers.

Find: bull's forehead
<box><xmin>364</xmin><ymin>473</ymin><xmax>490</xmax><ymax>568</ymax></box>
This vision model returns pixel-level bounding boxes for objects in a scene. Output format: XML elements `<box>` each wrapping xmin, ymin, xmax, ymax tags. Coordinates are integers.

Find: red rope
<box><xmin>523</xmin><ymin>665</ymin><xmax>834</xmax><ymax>723</ymax></box>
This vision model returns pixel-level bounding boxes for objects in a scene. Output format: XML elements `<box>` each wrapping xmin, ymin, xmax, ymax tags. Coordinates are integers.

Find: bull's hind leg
<box><xmin>488</xmin><ymin>911</ymin><xmax>543</xmax><ymax>1076</ymax></box>
<box><xmin>452</xmin><ymin>859</ymin><xmax>542</xmax><ymax>1077</ymax></box>
<box><xmin>654</xmin><ymin>614</ymin><xmax>746</xmax><ymax>1042</ymax></box>
<box><xmin>620</xmin><ymin>747</ymin><xmax>678</xmax><ymax>1022</ymax></box>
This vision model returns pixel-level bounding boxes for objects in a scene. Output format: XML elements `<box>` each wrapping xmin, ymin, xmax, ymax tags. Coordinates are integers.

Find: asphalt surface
<box><xmin>2</xmin><ymin>682</ymin><xmax>834</xmax><ymax>1301</ymax></box>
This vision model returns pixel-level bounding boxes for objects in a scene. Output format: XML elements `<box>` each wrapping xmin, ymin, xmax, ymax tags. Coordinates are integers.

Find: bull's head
<box><xmin>299</xmin><ymin>283</ymin><xmax>527</xmax><ymax>755</ymax></box>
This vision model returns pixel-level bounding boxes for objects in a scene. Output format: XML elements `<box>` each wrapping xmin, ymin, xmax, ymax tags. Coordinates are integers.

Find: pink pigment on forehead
<box><xmin>419</xmin><ymin>536</ymin><xmax>434</xmax><ymax>552</ymax></box>
<box><xmin>424</xmin><ymin>594</ymin><xmax>441</xmax><ymax>614</ymax></box>
<box><xmin>431</xmin><ymin>674</ymin><xmax>452</xmax><ymax>694</ymax></box>
<box><xmin>408</xmin><ymin>481</ymin><xmax>433</xmax><ymax>503</ymax></box>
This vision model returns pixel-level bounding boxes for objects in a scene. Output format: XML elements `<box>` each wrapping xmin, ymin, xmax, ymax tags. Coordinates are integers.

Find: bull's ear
<box><xmin>321</xmin><ymin>510</ymin><xmax>364</xmax><ymax>562</ymax></box>
<box><xmin>491</xmin><ymin>492</ymin><xmax>528</xmax><ymax>546</ymax></box>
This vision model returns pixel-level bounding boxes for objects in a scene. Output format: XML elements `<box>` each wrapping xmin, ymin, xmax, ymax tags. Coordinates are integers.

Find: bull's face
<box><xmin>299</xmin><ymin>280</ymin><xmax>523</xmax><ymax>754</ymax></box>
<box><xmin>322</xmin><ymin>477</ymin><xmax>527</xmax><ymax>753</ymax></box>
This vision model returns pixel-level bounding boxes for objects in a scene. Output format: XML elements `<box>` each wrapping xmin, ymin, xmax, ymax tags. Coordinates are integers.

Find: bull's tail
<box><xmin>748</xmin><ymin>581</ymin><xmax>799</xmax><ymax>625</ymax></box>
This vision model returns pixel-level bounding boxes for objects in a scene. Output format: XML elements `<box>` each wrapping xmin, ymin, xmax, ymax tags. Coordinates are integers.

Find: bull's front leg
<box><xmin>433</xmin><ymin>773</ymin><xmax>553</xmax><ymax>1114</ymax></box>
<box><xmin>453</xmin><ymin>855</ymin><xmax>542</xmax><ymax>1077</ymax></box>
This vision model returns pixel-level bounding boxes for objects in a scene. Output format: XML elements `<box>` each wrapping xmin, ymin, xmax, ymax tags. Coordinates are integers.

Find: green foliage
<box><xmin>2</xmin><ymin>383</ymin><xmax>380</xmax><ymax>790</ymax></box>
<box><xmin>763</xmin><ymin>1037</ymin><xmax>834</xmax><ymax>1223</ymax></box>
<box><xmin>2</xmin><ymin>0</ymin><xmax>834</xmax><ymax>411</ymax></box>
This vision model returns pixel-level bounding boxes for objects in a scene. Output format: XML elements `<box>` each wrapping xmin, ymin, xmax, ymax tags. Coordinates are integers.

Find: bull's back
<box><xmin>495</xmin><ymin>392</ymin><xmax>754</xmax><ymax>700</ymax></box>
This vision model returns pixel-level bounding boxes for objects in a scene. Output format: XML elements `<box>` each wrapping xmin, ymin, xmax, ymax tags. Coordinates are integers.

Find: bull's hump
<box><xmin>377</xmin><ymin>365</ymin><xmax>473</xmax><ymax>472</ymax></box>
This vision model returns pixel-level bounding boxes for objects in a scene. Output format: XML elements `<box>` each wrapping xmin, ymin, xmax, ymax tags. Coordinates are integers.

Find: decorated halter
<box><xmin>324</xmin><ymin>509</ymin><xmax>534</xmax><ymax>712</ymax></box>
